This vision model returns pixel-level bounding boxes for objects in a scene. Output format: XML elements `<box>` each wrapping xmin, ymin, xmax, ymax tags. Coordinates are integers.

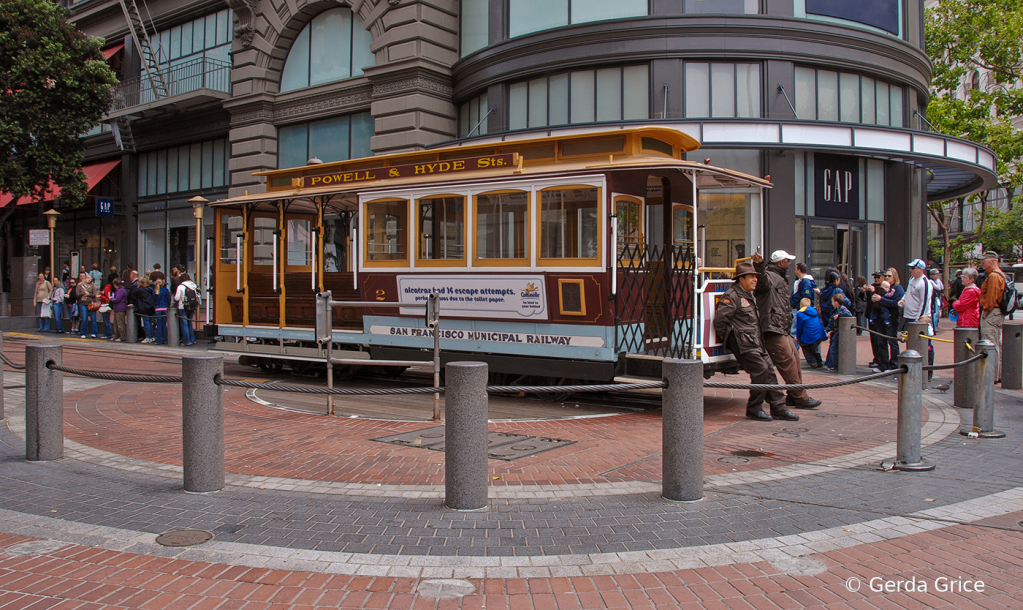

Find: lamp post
<box><xmin>188</xmin><ymin>196</ymin><xmax>208</xmax><ymax>288</ymax></box>
<box><xmin>43</xmin><ymin>210</ymin><xmax>60</xmax><ymax>283</ymax></box>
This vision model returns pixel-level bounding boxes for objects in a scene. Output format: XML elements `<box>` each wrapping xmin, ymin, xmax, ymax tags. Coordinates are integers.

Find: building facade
<box><xmin>17</xmin><ymin>0</ymin><xmax>996</xmax><ymax>292</ymax></box>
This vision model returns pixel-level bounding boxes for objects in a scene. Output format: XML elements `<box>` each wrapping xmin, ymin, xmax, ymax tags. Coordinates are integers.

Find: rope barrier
<box><xmin>45</xmin><ymin>361</ymin><xmax>183</xmax><ymax>383</ymax></box>
<box><xmin>214</xmin><ymin>375</ymin><xmax>443</xmax><ymax>395</ymax></box>
<box><xmin>922</xmin><ymin>352</ymin><xmax>986</xmax><ymax>372</ymax></box>
<box><xmin>855</xmin><ymin>325</ymin><xmax>902</xmax><ymax>342</ymax></box>
<box><xmin>928</xmin><ymin>335</ymin><xmax>956</xmax><ymax>343</ymax></box>
<box><xmin>704</xmin><ymin>367</ymin><xmax>905</xmax><ymax>391</ymax></box>
<box><xmin>0</xmin><ymin>354</ymin><xmax>26</xmax><ymax>370</ymax></box>
<box><xmin>487</xmin><ymin>381</ymin><xmax>667</xmax><ymax>394</ymax></box>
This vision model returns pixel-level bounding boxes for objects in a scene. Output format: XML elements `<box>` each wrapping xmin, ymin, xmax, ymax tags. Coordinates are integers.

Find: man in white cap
<box><xmin>752</xmin><ymin>249</ymin><xmax>822</xmax><ymax>409</ymax></box>
<box><xmin>901</xmin><ymin>258</ymin><xmax>937</xmax><ymax>377</ymax></box>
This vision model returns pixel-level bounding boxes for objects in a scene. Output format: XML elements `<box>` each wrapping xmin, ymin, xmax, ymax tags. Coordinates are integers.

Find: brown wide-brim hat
<box><xmin>734</xmin><ymin>262</ymin><xmax>757</xmax><ymax>278</ymax></box>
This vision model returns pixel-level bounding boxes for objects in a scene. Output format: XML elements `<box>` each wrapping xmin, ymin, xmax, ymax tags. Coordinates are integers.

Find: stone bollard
<box><xmin>444</xmin><ymin>361</ymin><xmax>489</xmax><ymax>510</ymax></box>
<box><xmin>837</xmin><ymin>316</ymin><xmax>856</xmax><ymax>375</ymax></box>
<box><xmin>1001</xmin><ymin>321</ymin><xmax>1023</xmax><ymax>390</ymax></box>
<box><xmin>881</xmin><ymin>350</ymin><xmax>934</xmax><ymax>471</ymax></box>
<box><xmin>962</xmin><ymin>340</ymin><xmax>1005</xmax><ymax>439</ymax></box>
<box><xmin>906</xmin><ymin>321</ymin><xmax>929</xmax><ymax>389</ymax></box>
<box><xmin>126</xmin><ymin>305</ymin><xmax>138</xmax><ymax>343</ymax></box>
<box><xmin>167</xmin><ymin>304</ymin><xmax>179</xmax><ymax>347</ymax></box>
<box><xmin>661</xmin><ymin>359</ymin><xmax>704</xmax><ymax>502</ymax></box>
<box><xmin>953</xmin><ymin>327</ymin><xmax>980</xmax><ymax>409</ymax></box>
<box><xmin>25</xmin><ymin>345</ymin><xmax>63</xmax><ymax>461</ymax></box>
<box><xmin>182</xmin><ymin>355</ymin><xmax>225</xmax><ymax>492</ymax></box>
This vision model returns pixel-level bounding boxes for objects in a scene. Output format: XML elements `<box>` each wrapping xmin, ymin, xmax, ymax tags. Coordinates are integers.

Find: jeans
<box><xmin>51</xmin><ymin>303</ymin><xmax>63</xmax><ymax>332</ymax></box>
<box><xmin>101</xmin><ymin>311</ymin><xmax>112</xmax><ymax>338</ymax></box>
<box><xmin>799</xmin><ymin>340</ymin><xmax>823</xmax><ymax>366</ymax></box>
<box><xmin>79</xmin><ymin>304</ymin><xmax>98</xmax><ymax>336</ymax></box>
<box><xmin>824</xmin><ymin>332</ymin><xmax>839</xmax><ymax>369</ymax></box>
<box><xmin>178</xmin><ymin>308</ymin><xmax>196</xmax><ymax>345</ymax></box>
<box><xmin>37</xmin><ymin>303</ymin><xmax>50</xmax><ymax>331</ymax></box>
<box><xmin>155</xmin><ymin>311</ymin><xmax>167</xmax><ymax>344</ymax></box>
<box><xmin>142</xmin><ymin>316</ymin><xmax>153</xmax><ymax>340</ymax></box>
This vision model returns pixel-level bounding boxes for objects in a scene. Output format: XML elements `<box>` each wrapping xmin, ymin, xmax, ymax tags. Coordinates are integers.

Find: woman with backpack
<box><xmin>153</xmin><ymin>279</ymin><xmax>171</xmax><ymax>345</ymax></box>
<box><xmin>174</xmin><ymin>273</ymin><xmax>199</xmax><ymax>346</ymax></box>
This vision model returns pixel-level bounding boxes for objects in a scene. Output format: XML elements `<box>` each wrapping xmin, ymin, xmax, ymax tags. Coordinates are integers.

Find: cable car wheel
<box><xmin>256</xmin><ymin>359</ymin><xmax>285</xmax><ymax>375</ymax></box>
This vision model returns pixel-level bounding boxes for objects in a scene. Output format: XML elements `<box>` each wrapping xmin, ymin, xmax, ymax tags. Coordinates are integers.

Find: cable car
<box><xmin>208</xmin><ymin>127</ymin><xmax>770</xmax><ymax>380</ymax></box>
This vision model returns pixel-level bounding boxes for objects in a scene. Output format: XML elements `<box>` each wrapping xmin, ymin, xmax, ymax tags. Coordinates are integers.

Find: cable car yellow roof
<box><xmin>211</xmin><ymin>126</ymin><xmax>771</xmax><ymax>208</ymax></box>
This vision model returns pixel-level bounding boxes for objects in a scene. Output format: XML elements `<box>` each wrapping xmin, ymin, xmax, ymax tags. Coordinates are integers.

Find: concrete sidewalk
<box><xmin>0</xmin><ymin>333</ymin><xmax>1021</xmax><ymax>609</ymax></box>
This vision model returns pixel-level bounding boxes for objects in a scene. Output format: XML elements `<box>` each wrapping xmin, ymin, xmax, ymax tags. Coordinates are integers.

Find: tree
<box><xmin>925</xmin><ymin>0</ymin><xmax>1023</xmax><ymax>288</ymax></box>
<box><xmin>0</xmin><ymin>0</ymin><xmax>117</xmax><ymax>210</ymax></box>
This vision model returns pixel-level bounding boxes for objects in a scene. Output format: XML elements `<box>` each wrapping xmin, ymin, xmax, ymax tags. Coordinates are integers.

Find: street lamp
<box><xmin>188</xmin><ymin>196</ymin><xmax>208</xmax><ymax>288</ymax></box>
<box><xmin>43</xmin><ymin>209</ymin><xmax>60</xmax><ymax>283</ymax></box>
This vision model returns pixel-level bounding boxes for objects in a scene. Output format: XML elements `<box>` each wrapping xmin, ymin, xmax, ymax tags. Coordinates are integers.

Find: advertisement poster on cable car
<box><xmin>395</xmin><ymin>275</ymin><xmax>548</xmax><ymax>320</ymax></box>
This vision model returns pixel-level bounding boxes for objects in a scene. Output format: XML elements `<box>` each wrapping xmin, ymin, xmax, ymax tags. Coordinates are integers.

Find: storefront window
<box><xmin>280</xmin><ymin>8</ymin><xmax>374</xmax><ymax>92</ymax></box>
<box><xmin>540</xmin><ymin>187</ymin><xmax>599</xmax><ymax>261</ymax></box>
<box><xmin>417</xmin><ymin>196</ymin><xmax>465</xmax><ymax>263</ymax></box>
<box><xmin>475</xmin><ymin>191</ymin><xmax>528</xmax><ymax>262</ymax></box>
<box><xmin>366</xmin><ymin>200</ymin><xmax>408</xmax><ymax>263</ymax></box>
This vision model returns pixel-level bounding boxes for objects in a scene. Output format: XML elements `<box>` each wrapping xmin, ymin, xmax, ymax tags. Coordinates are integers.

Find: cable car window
<box><xmin>474</xmin><ymin>191</ymin><xmax>528</xmax><ymax>264</ymax></box>
<box><xmin>540</xmin><ymin>187</ymin><xmax>600</xmax><ymax>262</ymax></box>
<box><xmin>417</xmin><ymin>196</ymin><xmax>465</xmax><ymax>264</ymax></box>
<box><xmin>615</xmin><ymin>197</ymin><xmax>643</xmax><ymax>263</ymax></box>
<box><xmin>366</xmin><ymin>199</ymin><xmax>408</xmax><ymax>264</ymax></box>
<box><xmin>287</xmin><ymin>219</ymin><xmax>312</xmax><ymax>266</ymax></box>
<box><xmin>252</xmin><ymin>217</ymin><xmax>276</xmax><ymax>266</ymax></box>
<box><xmin>673</xmin><ymin>205</ymin><xmax>694</xmax><ymax>246</ymax></box>
<box><xmin>220</xmin><ymin>214</ymin><xmax>242</xmax><ymax>264</ymax></box>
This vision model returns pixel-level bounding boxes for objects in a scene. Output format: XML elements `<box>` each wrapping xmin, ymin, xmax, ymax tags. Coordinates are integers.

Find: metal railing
<box><xmin>111</xmin><ymin>57</ymin><xmax>231</xmax><ymax>111</ymax></box>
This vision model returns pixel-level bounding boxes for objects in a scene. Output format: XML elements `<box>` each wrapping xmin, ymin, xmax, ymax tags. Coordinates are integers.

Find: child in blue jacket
<box><xmin>824</xmin><ymin>294</ymin><xmax>854</xmax><ymax>371</ymax></box>
<box><xmin>794</xmin><ymin>297</ymin><xmax>828</xmax><ymax>368</ymax></box>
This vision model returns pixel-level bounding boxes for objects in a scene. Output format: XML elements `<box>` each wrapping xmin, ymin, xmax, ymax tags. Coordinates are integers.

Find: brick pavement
<box><xmin>0</xmin><ymin>332</ymin><xmax>1021</xmax><ymax>609</ymax></box>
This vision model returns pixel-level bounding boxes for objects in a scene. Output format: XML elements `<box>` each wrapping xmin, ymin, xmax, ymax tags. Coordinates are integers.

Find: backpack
<box><xmin>994</xmin><ymin>270</ymin><xmax>1016</xmax><ymax>316</ymax></box>
<box><xmin>183</xmin><ymin>286</ymin><xmax>199</xmax><ymax>311</ymax></box>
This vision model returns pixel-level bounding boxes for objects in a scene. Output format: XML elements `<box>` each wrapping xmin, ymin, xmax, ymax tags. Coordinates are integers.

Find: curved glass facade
<box><xmin>508</xmin><ymin>0</ymin><xmax>647</xmax><ymax>38</ymax></box>
<box><xmin>280</xmin><ymin>8</ymin><xmax>374</xmax><ymax>92</ymax></box>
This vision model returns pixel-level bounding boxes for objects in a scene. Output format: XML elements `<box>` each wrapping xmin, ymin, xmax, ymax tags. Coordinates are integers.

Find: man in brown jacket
<box><xmin>979</xmin><ymin>251</ymin><xmax>1006</xmax><ymax>381</ymax></box>
<box><xmin>752</xmin><ymin>250</ymin><xmax>822</xmax><ymax>409</ymax></box>
<box><xmin>714</xmin><ymin>262</ymin><xmax>799</xmax><ymax>422</ymax></box>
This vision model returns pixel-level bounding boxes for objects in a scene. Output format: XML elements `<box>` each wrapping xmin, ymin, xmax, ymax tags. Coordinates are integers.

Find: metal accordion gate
<box><xmin>614</xmin><ymin>244</ymin><xmax>696</xmax><ymax>359</ymax></box>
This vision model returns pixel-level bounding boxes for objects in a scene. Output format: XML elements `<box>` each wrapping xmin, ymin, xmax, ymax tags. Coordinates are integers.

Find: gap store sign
<box><xmin>806</xmin><ymin>0</ymin><xmax>899</xmax><ymax>35</ymax></box>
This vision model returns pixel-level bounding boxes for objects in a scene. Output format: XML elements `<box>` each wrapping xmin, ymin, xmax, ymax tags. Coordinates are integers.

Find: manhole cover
<box><xmin>717</xmin><ymin>456</ymin><xmax>751</xmax><ymax>465</ymax></box>
<box><xmin>782</xmin><ymin>427</ymin><xmax>809</xmax><ymax>433</ymax></box>
<box><xmin>773</xmin><ymin>432</ymin><xmax>801</xmax><ymax>438</ymax></box>
<box><xmin>156</xmin><ymin>530</ymin><xmax>214</xmax><ymax>547</ymax></box>
<box><xmin>373</xmin><ymin>426</ymin><xmax>574</xmax><ymax>461</ymax></box>
<box><xmin>731</xmin><ymin>450</ymin><xmax>765</xmax><ymax>458</ymax></box>
<box><xmin>3</xmin><ymin>540</ymin><xmax>68</xmax><ymax>556</ymax></box>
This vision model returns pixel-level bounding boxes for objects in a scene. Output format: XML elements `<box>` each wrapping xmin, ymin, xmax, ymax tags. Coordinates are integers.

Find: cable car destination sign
<box><xmin>300</xmin><ymin>153</ymin><xmax>517</xmax><ymax>188</ymax></box>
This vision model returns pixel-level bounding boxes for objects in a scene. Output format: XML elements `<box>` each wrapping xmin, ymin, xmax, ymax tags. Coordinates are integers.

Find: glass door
<box><xmin>807</xmin><ymin>221</ymin><xmax>866</xmax><ymax>281</ymax></box>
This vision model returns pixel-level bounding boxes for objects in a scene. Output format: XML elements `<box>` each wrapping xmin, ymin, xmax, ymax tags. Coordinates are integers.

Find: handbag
<box><xmin>87</xmin><ymin>301</ymin><xmax>101</xmax><ymax>312</ymax></box>
<box><xmin>40</xmin><ymin>304</ymin><xmax>52</xmax><ymax>318</ymax></box>
<box><xmin>99</xmin><ymin>304</ymin><xmax>111</xmax><ymax>313</ymax></box>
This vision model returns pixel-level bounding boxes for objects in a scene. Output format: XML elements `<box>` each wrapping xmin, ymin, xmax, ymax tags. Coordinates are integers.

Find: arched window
<box><xmin>280</xmin><ymin>8</ymin><xmax>374</xmax><ymax>92</ymax></box>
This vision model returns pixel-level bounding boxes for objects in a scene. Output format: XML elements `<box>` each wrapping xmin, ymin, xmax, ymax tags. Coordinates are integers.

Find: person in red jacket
<box><xmin>952</xmin><ymin>267</ymin><xmax>981</xmax><ymax>328</ymax></box>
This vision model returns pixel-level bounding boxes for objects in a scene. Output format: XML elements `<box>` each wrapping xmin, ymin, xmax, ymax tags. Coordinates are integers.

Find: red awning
<box><xmin>0</xmin><ymin>160</ymin><xmax>120</xmax><ymax>207</ymax></box>
<box><xmin>102</xmin><ymin>44</ymin><xmax>125</xmax><ymax>60</ymax></box>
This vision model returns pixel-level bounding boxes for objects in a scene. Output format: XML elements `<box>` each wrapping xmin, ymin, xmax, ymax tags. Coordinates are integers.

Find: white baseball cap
<box><xmin>770</xmin><ymin>249</ymin><xmax>796</xmax><ymax>263</ymax></box>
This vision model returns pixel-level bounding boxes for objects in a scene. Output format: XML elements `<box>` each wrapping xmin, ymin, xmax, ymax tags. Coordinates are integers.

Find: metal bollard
<box><xmin>182</xmin><ymin>355</ymin><xmax>225</xmax><ymax>492</ymax></box>
<box><xmin>961</xmin><ymin>340</ymin><xmax>1005</xmax><ymax>439</ymax></box>
<box><xmin>0</xmin><ymin>333</ymin><xmax>5</xmax><ymax>421</ymax></box>
<box><xmin>906</xmin><ymin>321</ymin><xmax>929</xmax><ymax>389</ymax></box>
<box><xmin>25</xmin><ymin>345</ymin><xmax>63</xmax><ymax>461</ymax></box>
<box><xmin>954</xmin><ymin>327</ymin><xmax>980</xmax><ymax>409</ymax></box>
<box><xmin>1001</xmin><ymin>321</ymin><xmax>1023</xmax><ymax>390</ymax></box>
<box><xmin>881</xmin><ymin>350</ymin><xmax>934</xmax><ymax>471</ymax></box>
<box><xmin>126</xmin><ymin>305</ymin><xmax>138</xmax><ymax>343</ymax></box>
<box><xmin>167</xmin><ymin>304</ymin><xmax>179</xmax><ymax>347</ymax></box>
<box><xmin>661</xmin><ymin>359</ymin><xmax>704</xmax><ymax>502</ymax></box>
<box><xmin>837</xmin><ymin>315</ymin><xmax>856</xmax><ymax>375</ymax></box>
<box><xmin>444</xmin><ymin>361</ymin><xmax>488</xmax><ymax>510</ymax></box>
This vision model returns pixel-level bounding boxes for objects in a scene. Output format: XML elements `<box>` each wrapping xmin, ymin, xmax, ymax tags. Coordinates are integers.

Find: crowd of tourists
<box><xmin>714</xmin><ymin>248</ymin><xmax>1011</xmax><ymax>422</ymax></box>
<box><xmin>33</xmin><ymin>261</ymin><xmax>201</xmax><ymax>346</ymax></box>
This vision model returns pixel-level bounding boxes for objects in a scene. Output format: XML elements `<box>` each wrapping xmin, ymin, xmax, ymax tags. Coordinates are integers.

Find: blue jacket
<box><xmin>795</xmin><ymin>306</ymin><xmax>828</xmax><ymax>345</ymax></box>
<box><xmin>829</xmin><ymin>305</ymin><xmax>853</xmax><ymax>332</ymax></box>
<box><xmin>155</xmin><ymin>287</ymin><xmax>171</xmax><ymax>309</ymax></box>
<box><xmin>877</xmin><ymin>284</ymin><xmax>904</xmax><ymax>326</ymax></box>
<box><xmin>819</xmin><ymin>284</ymin><xmax>846</xmax><ymax>323</ymax></box>
<box><xmin>790</xmin><ymin>276</ymin><xmax>818</xmax><ymax>309</ymax></box>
